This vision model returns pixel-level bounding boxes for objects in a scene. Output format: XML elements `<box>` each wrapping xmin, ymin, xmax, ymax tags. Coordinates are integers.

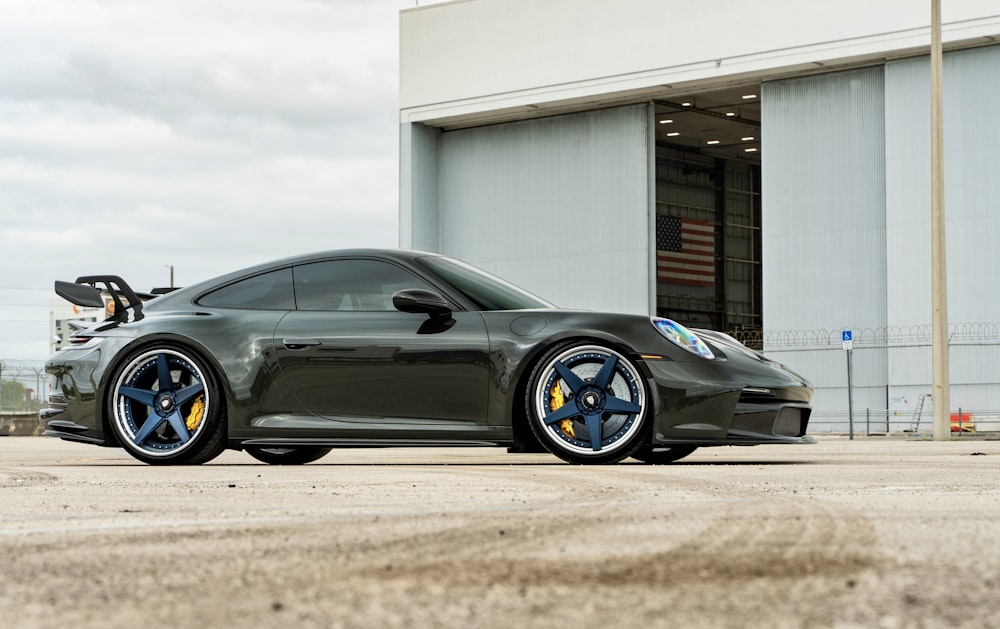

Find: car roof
<box><xmin>143</xmin><ymin>248</ymin><xmax>442</xmax><ymax>310</ymax></box>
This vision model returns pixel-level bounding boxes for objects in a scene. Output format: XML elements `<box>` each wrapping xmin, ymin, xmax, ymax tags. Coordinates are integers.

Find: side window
<box><xmin>198</xmin><ymin>268</ymin><xmax>294</xmax><ymax>310</ymax></box>
<box><xmin>293</xmin><ymin>259</ymin><xmax>435</xmax><ymax>311</ymax></box>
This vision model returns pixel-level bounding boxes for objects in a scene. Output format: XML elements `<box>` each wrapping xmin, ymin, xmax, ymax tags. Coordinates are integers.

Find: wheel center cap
<box><xmin>581</xmin><ymin>391</ymin><xmax>601</xmax><ymax>410</ymax></box>
<box><xmin>158</xmin><ymin>396</ymin><xmax>174</xmax><ymax>412</ymax></box>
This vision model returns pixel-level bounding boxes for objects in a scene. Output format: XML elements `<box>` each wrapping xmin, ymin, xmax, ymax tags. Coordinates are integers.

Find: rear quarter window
<box><xmin>198</xmin><ymin>268</ymin><xmax>294</xmax><ymax>310</ymax></box>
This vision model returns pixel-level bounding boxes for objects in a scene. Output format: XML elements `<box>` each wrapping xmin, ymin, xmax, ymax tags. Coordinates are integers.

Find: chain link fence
<box><xmin>807</xmin><ymin>408</ymin><xmax>1000</xmax><ymax>438</ymax></box>
<box><xmin>0</xmin><ymin>359</ymin><xmax>48</xmax><ymax>412</ymax></box>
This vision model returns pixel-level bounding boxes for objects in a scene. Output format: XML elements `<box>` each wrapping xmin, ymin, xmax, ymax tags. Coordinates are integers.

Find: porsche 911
<box><xmin>43</xmin><ymin>249</ymin><xmax>813</xmax><ymax>465</ymax></box>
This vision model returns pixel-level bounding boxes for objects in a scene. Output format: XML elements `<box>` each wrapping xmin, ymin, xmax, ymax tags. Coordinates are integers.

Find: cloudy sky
<box><xmin>0</xmin><ymin>0</ymin><xmax>446</xmax><ymax>361</ymax></box>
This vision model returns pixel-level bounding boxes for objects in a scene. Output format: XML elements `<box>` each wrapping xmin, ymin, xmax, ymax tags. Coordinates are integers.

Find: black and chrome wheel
<box><xmin>527</xmin><ymin>342</ymin><xmax>650</xmax><ymax>464</ymax></box>
<box><xmin>108</xmin><ymin>345</ymin><xmax>227</xmax><ymax>465</ymax></box>
<box><xmin>631</xmin><ymin>445</ymin><xmax>698</xmax><ymax>464</ymax></box>
<box><xmin>244</xmin><ymin>446</ymin><xmax>332</xmax><ymax>465</ymax></box>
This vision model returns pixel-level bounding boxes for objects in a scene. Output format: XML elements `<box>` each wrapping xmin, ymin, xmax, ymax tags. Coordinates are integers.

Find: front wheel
<box><xmin>108</xmin><ymin>345</ymin><xmax>227</xmax><ymax>465</ymax></box>
<box><xmin>631</xmin><ymin>445</ymin><xmax>698</xmax><ymax>464</ymax></box>
<box><xmin>244</xmin><ymin>446</ymin><xmax>332</xmax><ymax>465</ymax></box>
<box><xmin>526</xmin><ymin>342</ymin><xmax>651</xmax><ymax>464</ymax></box>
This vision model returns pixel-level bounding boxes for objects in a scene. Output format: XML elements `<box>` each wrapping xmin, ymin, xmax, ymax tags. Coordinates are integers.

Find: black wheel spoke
<box><xmin>585</xmin><ymin>414</ymin><xmax>603</xmax><ymax>451</ymax></box>
<box><xmin>156</xmin><ymin>353</ymin><xmax>173</xmax><ymax>392</ymax></box>
<box><xmin>119</xmin><ymin>386</ymin><xmax>156</xmax><ymax>407</ymax></box>
<box><xmin>553</xmin><ymin>361</ymin><xmax>586</xmax><ymax>394</ymax></box>
<box><xmin>591</xmin><ymin>354</ymin><xmax>618</xmax><ymax>391</ymax></box>
<box><xmin>543</xmin><ymin>403</ymin><xmax>580</xmax><ymax>425</ymax></box>
<box><xmin>132</xmin><ymin>415</ymin><xmax>166</xmax><ymax>445</ymax></box>
<box><xmin>604</xmin><ymin>395</ymin><xmax>641</xmax><ymax>415</ymax></box>
<box><xmin>164</xmin><ymin>409</ymin><xmax>192</xmax><ymax>443</ymax></box>
<box><xmin>174</xmin><ymin>382</ymin><xmax>205</xmax><ymax>406</ymax></box>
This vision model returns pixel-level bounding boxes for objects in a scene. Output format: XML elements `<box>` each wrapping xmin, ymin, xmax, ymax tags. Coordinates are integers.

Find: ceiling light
<box><xmin>741</xmin><ymin>94</ymin><xmax>757</xmax><ymax>100</ymax></box>
<box><xmin>742</xmin><ymin>136</ymin><xmax>755</xmax><ymax>141</ymax></box>
<box><xmin>666</xmin><ymin>132</ymin><xmax>680</xmax><ymax>137</ymax></box>
<box><xmin>725</xmin><ymin>112</ymin><xmax>736</xmax><ymax>117</ymax></box>
<box><xmin>744</xmin><ymin>147</ymin><xmax>758</xmax><ymax>152</ymax></box>
<box><xmin>681</xmin><ymin>102</ymin><xmax>692</xmax><ymax>107</ymax></box>
<box><xmin>658</xmin><ymin>119</ymin><xmax>674</xmax><ymax>124</ymax></box>
<box><xmin>706</xmin><ymin>140</ymin><xmax>720</xmax><ymax>145</ymax></box>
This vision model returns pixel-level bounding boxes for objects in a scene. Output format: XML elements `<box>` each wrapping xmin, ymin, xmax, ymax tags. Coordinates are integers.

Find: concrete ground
<box><xmin>0</xmin><ymin>436</ymin><xmax>997</xmax><ymax>628</ymax></box>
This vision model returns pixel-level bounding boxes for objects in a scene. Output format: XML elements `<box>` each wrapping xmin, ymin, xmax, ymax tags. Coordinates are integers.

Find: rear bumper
<box><xmin>44</xmin><ymin>345</ymin><xmax>116</xmax><ymax>446</ymax></box>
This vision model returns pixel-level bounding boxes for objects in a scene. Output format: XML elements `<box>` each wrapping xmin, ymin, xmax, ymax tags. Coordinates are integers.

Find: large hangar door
<box><xmin>654</xmin><ymin>90</ymin><xmax>763</xmax><ymax>334</ymax></box>
<box><xmin>437</xmin><ymin>104</ymin><xmax>651</xmax><ymax>315</ymax></box>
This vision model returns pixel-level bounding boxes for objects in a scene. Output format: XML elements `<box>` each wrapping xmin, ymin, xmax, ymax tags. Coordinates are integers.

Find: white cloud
<box><xmin>0</xmin><ymin>0</ymin><xmax>436</xmax><ymax>360</ymax></box>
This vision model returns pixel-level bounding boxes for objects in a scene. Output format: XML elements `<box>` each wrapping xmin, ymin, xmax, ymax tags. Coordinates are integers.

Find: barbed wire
<box><xmin>729</xmin><ymin>322</ymin><xmax>1000</xmax><ymax>351</ymax></box>
<box><xmin>0</xmin><ymin>359</ymin><xmax>47</xmax><ymax>372</ymax></box>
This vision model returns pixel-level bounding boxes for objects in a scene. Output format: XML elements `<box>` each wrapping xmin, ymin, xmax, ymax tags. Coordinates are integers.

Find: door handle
<box><xmin>283</xmin><ymin>338</ymin><xmax>321</xmax><ymax>350</ymax></box>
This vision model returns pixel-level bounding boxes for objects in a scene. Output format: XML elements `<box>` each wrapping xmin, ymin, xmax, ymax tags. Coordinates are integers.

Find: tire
<box><xmin>107</xmin><ymin>345</ymin><xmax>227</xmax><ymax>465</ymax></box>
<box><xmin>244</xmin><ymin>446</ymin><xmax>332</xmax><ymax>465</ymax></box>
<box><xmin>631</xmin><ymin>445</ymin><xmax>698</xmax><ymax>464</ymax></box>
<box><xmin>526</xmin><ymin>342</ymin><xmax>650</xmax><ymax>464</ymax></box>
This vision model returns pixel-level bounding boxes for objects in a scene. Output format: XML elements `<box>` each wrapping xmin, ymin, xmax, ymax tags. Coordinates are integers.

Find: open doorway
<box><xmin>654</xmin><ymin>85</ymin><xmax>762</xmax><ymax>337</ymax></box>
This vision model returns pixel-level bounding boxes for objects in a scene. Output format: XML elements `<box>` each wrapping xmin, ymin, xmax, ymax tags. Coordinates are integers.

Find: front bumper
<box><xmin>644</xmin><ymin>355</ymin><xmax>814</xmax><ymax>446</ymax></box>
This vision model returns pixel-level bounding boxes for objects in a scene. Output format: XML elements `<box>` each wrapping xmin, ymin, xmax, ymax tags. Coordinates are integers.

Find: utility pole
<box><xmin>930</xmin><ymin>0</ymin><xmax>950</xmax><ymax>440</ymax></box>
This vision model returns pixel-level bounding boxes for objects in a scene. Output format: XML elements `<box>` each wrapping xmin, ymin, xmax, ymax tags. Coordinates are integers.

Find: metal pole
<box><xmin>847</xmin><ymin>348</ymin><xmax>854</xmax><ymax>440</ymax></box>
<box><xmin>930</xmin><ymin>0</ymin><xmax>951</xmax><ymax>440</ymax></box>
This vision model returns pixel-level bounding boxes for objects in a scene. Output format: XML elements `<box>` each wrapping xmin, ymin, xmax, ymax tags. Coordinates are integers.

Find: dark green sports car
<box><xmin>43</xmin><ymin>249</ymin><xmax>813</xmax><ymax>465</ymax></box>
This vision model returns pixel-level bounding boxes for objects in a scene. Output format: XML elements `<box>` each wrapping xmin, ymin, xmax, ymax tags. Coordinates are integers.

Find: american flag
<box><xmin>656</xmin><ymin>215</ymin><xmax>716</xmax><ymax>287</ymax></box>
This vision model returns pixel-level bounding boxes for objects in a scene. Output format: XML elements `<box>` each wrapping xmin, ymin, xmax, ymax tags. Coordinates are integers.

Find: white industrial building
<box><xmin>397</xmin><ymin>0</ymin><xmax>1000</xmax><ymax>429</ymax></box>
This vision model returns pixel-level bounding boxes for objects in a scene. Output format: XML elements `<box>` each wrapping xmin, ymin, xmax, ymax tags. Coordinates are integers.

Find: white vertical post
<box><xmin>930</xmin><ymin>0</ymin><xmax>950</xmax><ymax>440</ymax></box>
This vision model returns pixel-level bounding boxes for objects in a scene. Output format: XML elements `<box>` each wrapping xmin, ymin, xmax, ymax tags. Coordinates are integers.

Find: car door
<box><xmin>272</xmin><ymin>257</ymin><xmax>490</xmax><ymax>426</ymax></box>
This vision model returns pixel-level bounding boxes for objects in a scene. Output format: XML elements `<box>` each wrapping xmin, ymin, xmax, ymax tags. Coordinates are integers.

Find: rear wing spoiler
<box><xmin>54</xmin><ymin>275</ymin><xmax>146</xmax><ymax>321</ymax></box>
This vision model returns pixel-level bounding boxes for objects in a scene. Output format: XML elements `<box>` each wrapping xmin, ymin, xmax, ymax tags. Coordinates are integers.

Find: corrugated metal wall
<box><xmin>885</xmin><ymin>45</ymin><xmax>1000</xmax><ymax>414</ymax></box>
<box><xmin>436</xmin><ymin>104</ymin><xmax>652</xmax><ymax>314</ymax></box>
<box><xmin>762</xmin><ymin>48</ymin><xmax>1000</xmax><ymax>426</ymax></box>
<box><xmin>761</xmin><ymin>67</ymin><xmax>888</xmax><ymax>415</ymax></box>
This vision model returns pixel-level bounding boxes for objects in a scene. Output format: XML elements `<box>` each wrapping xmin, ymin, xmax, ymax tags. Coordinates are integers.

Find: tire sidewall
<box><xmin>244</xmin><ymin>446</ymin><xmax>332</xmax><ymax>465</ymax></box>
<box><xmin>632</xmin><ymin>445</ymin><xmax>698</xmax><ymax>464</ymax></box>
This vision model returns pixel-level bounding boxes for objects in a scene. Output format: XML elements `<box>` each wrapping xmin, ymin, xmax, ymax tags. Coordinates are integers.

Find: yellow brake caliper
<box><xmin>185</xmin><ymin>395</ymin><xmax>205</xmax><ymax>431</ymax></box>
<box><xmin>549</xmin><ymin>381</ymin><xmax>575</xmax><ymax>438</ymax></box>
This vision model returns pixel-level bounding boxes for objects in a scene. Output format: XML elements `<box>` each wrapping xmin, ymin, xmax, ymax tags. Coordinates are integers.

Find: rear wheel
<box><xmin>631</xmin><ymin>445</ymin><xmax>698</xmax><ymax>464</ymax></box>
<box><xmin>244</xmin><ymin>446</ymin><xmax>332</xmax><ymax>465</ymax></box>
<box><xmin>526</xmin><ymin>342</ymin><xmax>650</xmax><ymax>464</ymax></box>
<box><xmin>108</xmin><ymin>345</ymin><xmax>227</xmax><ymax>465</ymax></box>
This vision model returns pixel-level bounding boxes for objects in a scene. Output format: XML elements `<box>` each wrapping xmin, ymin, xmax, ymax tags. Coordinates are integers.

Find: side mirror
<box><xmin>55</xmin><ymin>281</ymin><xmax>105</xmax><ymax>309</ymax></box>
<box><xmin>392</xmin><ymin>288</ymin><xmax>452</xmax><ymax>318</ymax></box>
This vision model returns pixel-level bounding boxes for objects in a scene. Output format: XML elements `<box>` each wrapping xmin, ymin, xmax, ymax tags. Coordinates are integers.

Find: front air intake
<box><xmin>773</xmin><ymin>407</ymin><xmax>803</xmax><ymax>437</ymax></box>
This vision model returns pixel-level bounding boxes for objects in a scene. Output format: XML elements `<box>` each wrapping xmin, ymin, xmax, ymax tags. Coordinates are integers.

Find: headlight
<box><xmin>650</xmin><ymin>317</ymin><xmax>715</xmax><ymax>359</ymax></box>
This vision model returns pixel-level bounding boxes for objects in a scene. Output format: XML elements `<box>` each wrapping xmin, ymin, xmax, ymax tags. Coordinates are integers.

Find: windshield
<box><xmin>416</xmin><ymin>256</ymin><xmax>554</xmax><ymax>311</ymax></box>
